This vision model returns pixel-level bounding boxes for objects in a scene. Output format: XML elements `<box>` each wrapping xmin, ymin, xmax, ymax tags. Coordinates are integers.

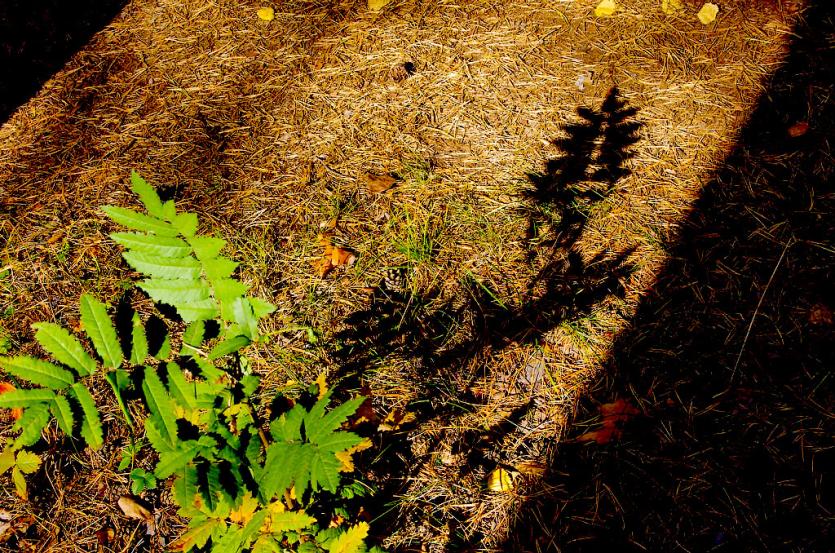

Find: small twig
<box><xmin>729</xmin><ymin>238</ymin><xmax>793</xmax><ymax>383</ymax></box>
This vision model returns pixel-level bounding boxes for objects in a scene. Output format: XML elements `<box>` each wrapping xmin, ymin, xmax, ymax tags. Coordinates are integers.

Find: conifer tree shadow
<box><xmin>334</xmin><ymin>89</ymin><xmax>643</xmax><ymax>542</ymax></box>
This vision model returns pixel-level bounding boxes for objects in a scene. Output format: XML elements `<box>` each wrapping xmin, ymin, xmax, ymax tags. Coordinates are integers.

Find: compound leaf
<box><xmin>137</xmin><ymin>279</ymin><xmax>211</xmax><ymax>306</ymax></box>
<box><xmin>0</xmin><ymin>388</ymin><xmax>56</xmax><ymax>407</ymax></box>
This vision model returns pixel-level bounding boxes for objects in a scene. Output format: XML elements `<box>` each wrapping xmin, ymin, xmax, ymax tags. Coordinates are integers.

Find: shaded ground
<box><xmin>505</xmin><ymin>2</ymin><xmax>835</xmax><ymax>551</ymax></box>
<box><xmin>0</xmin><ymin>0</ymin><xmax>127</xmax><ymax>125</ymax></box>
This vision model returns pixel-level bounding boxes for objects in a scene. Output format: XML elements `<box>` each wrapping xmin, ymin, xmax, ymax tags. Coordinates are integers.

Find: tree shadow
<box><xmin>502</xmin><ymin>2</ymin><xmax>835</xmax><ymax>551</ymax></box>
<box><xmin>333</xmin><ymin>89</ymin><xmax>643</xmax><ymax>544</ymax></box>
<box><xmin>0</xmin><ymin>0</ymin><xmax>127</xmax><ymax>125</ymax></box>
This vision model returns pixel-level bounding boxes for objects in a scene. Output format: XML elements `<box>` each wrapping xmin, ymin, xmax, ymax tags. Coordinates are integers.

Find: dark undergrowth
<box><xmin>502</xmin><ymin>2</ymin><xmax>835</xmax><ymax>551</ymax></box>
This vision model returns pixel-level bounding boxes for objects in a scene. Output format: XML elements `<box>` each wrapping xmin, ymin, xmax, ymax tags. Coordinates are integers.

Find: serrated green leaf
<box><xmin>173</xmin><ymin>465</ymin><xmax>200</xmax><ymax>514</ymax></box>
<box><xmin>166</xmin><ymin>362</ymin><xmax>196</xmax><ymax>410</ymax></box>
<box><xmin>12</xmin><ymin>466</ymin><xmax>27</xmax><ymax>499</ymax></box>
<box><xmin>252</xmin><ymin>536</ymin><xmax>282</xmax><ymax>553</ymax></box>
<box><xmin>202</xmin><ymin>257</ymin><xmax>238</xmax><ymax>280</ymax></box>
<box><xmin>131</xmin><ymin>171</ymin><xmax>164</xmax><ymax>218</ymax></box>
<box><xmin>79</xmin><ymin>294</ymin><xmax>122</xmax><ymax>370</ymax></box>
<box><xmin>267</xmin><ymin>511</ymin><xmax>316</xmax><ymax>533</ymax></box>
<box><xmin>130</xmin><ymin>313</ymin><xmax>148</xmax><ymax>365</ymax></box>
<box><xmin>13</xmin><ymin>403</ymin><xmax>50</xmax><ymax>448</ymax></box>
<box><xmin>15</xmin><ymin>450</ymin><xmax>41</xmax><ymax>474</ymax></box>
<box><xmin>208</xmin><ymin>335</ymin><xmax>250</xmax><ymax>360</ymax></box>
<box><xmin>111</xmin><ymin>232</ymin><xmax>191</xmax><ymax>258</ymax></box>
<box><xmin>212</xmin><ymin>278</ymin><xmax>249</xmax><ymax>304</ymax></box>
<box><xmin>0</xmin><ymin>388</ymin><xmax>56</xmax><ymax>407</ymax></box>
<box><xmin>175</xmin><ymin>517</ymin><xmax>222</xmax><ymax>550</ymax></box>
<box><xmin>230</xmin><ymin>298</ymin><xmax>259</xmax><ymax>340</ymax></box>
<box><xmin>172</xmin><ymin>212</ymin><xmax>199</xmax><ymax>237</ymax></box>
<box><xmin>239</xmin><ymin>510</ymin><xmax>269</xmax><ymax>550</ymax></box>
<box><xmin>0</xmin><ymin>356</ymin><xmax>75</xmax><ymax>389</ymax></box>
<box><xmin>50</xmin><ymin>395</ymin><xmax>75</xmax><ymax>435</ymax></box>
<box><xmin>250</xmin><ymin>297</ymin><xmax>277</xmax><ymax>319</ymax></box>
<box><xmin>176</xmin><ymin>300</ymin><xmax>220</xmax><ymax>323</ymax></box>
<box><xmin>162</xmin><ymin>200</ymin><xmax>177</xmax><ymax>221</ymax></box>
<box><xmin>71</xmin><ymin>383</ymin><xmax>103</xmax><ymax>450</ymax></box>
<box><xmin>154</xmin><ymin>333</ymin><xmax>172</xmax><ymax>361</ymax></box>
<box><xmin>269</xmin><ymin>403</ymin><xmax>305</xmax><ymax>443</ymax></box>
<box><xmin>138</xmin><ymin>278</ymin><xmax>211</xmax><ymax>306</ymax></box>
<box><xmin>122</xmin><ymin>251</ymin><xmax>202</xmax><ymax>279</ymax></box>
<box><xmin>183</xmin><ymin>320</ymin><xmax>206</xmax><ymax>348</ymax></box>
<box><xmin>326</xmin><ymin>523</ymin><xmax>369</xmax><ymax>553</ymax></box>
<box><xmin>102</xmin><ymin>206</ymin><xmax>179</xmax><ymax>237</ymax></box>
<box><xmin>212</xmin><ymin>524</ymin><xmax>244</xmax><ymax>553</ymax></box>
<box><xmin>142</xmin><ymin>366</ymin><xmax>177</xmax><ymax>449</ymax></box>
<box><xmin>32</xmin><ymin>322</ymin><xmax>96</xmax><ymax>377</ymax></box>
<box><xmin>305</xmin><ymin>396</ymin><xmax>365</xmax><ymax>444</ymax></box>
<box><xmin>202</xmin><ymin>464</ymin><xmax>230</xmax><ymax>517</ymax></box>
<box><xmin>155</xmin><ymin>441</ymin><xmax>200</xmax><ymax>479</ymax></box>
<box><xmin>189</xmin><ymin>236</ymin><xmax>226</xmax><ymax>261</ymax></box>
<box><xmin>259</xmin><ymin>442</ymin><xmax>313</xmax><ymax>500</ymax></box>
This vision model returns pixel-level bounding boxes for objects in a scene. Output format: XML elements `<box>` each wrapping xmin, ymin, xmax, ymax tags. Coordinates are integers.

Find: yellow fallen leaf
<box><xmin>594</xmin><ymin>0</ymin><xmax>617</xmax><ymax>17</ymax></box>
<box><xmin>257</xmin><ymin>7</ymin><xmax>275</xmax><ymax>21</ymax></box>
<box><xmin>368</xmin><ymin>0</ymin><xmax>394</xmax><ymax>11</ymax></box>
<box><xmin>661</xmin><ymin>0</ymin><xmax>683</xmax><ymax>15</ymax></box>
<box><xmin>697</xmin><ymin>3</ymin><xmax>719</xmax><ymax>24</ymax></box>
<box><xmin>378</xmin><ymin>408</ymin><xmax>417</xmax><ymax>432</ymax></box>
<box><xmin>486</xmin><ymin>467</ymin><xmax>516</xmax><ymax>492</ymax></box>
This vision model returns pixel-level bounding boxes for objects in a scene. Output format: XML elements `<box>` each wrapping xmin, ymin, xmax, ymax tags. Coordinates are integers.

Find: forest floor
<box><xmin>0</xmin><ymin>0</ymin><xmax>831</xmax><ymax>551</ymax></box>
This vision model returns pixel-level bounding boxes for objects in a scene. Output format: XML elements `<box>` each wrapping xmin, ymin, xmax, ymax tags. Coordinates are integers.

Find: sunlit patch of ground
<box><xmin>0</xmin><ymin>0</ymin><xmax>811</xmax><ymax>550</ymax></box>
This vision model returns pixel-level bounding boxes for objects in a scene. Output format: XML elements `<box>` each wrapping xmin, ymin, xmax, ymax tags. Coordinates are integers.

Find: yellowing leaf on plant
<box><xmin>661</xmin><ymin>0</ymin><xmax>683</xmax><ymax>15</ymax></box>
<box><xmin>368</xmin><ymin>0</ymin><xmax>394</xmax><ymax>11</ymax></box>
<box><xmin>697</xmin><ymin>2</ymin><xmax>719</xmax><ymax>24</ymax></box>
<box><xmin>486</xmin><ymin>467</ymin><xmax>516</xmax><ymax>492</ymax></box>
<box><xmin>0</xmin><ymin>382</ymin><xmax>22</xmax><ymax>421</ymax></box>
<box><xmin>170</xmin><ymin>518</ymin><xmax>222</xmax><ymax>552</ymax></box>
<box><xmin>11</xmin><ymin>467</ymin><xmax>26</xmax><ymax>499</ymax></box>
<box><xmin>329</xmin><ymin>522</ymin><xmax>370</xmax><ymax>553</ymax></box>
<box><xmin>378</xmin><ymin>407</ymin><xmax>417</xmax><ymax>432</ymax></box>
<box><xmin>257</xmin><ymin>7</ymin><xmax>275</xmax><ymax>21</ymax></box>
<box><xmin>14</xmin><ymin>450</ymin><xmax>40</xmax><ymax>475</ymax></box>
<box><xmin>335</xmin><ymin>438</ymin><xmax>373</xmax><ymax>472</ymax></box>
<box><xmin>594</xmin><ymin>0</ymin><xmax>618</xmax><ymax>17</ymax></box>
<box><xmin>315</xmin><ymin>372</ymin><xmax>329</xmax><ymax>399</ymax></box>
<box><xmin>229</xmin><ymin>493</ymin><xmax>260</xmax><ymax>525</ymax></box>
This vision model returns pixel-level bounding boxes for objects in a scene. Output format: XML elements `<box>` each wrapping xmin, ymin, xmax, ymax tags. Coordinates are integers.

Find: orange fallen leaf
<box><xmin>314</xmin><ymin>233</ymin><xmax>356</xmax><ymax>278</ymax></box>
<box><xmin>0</xmin><ymin>382</ymin><xmax>23</xmax><ymax>421</ymax></box>
<box><xmin>365</xmin><ymin>173</ymin><xmax>397</xmax><ymax>194</ymax></box>
<box><xmin>576</xmin><ymin>399</ymin><xmax>639</xmax><ymax>444</ymax></box>
<box><xmin>788</xmin><ymin>121</ymin><xmax>809</xmax><ymax>137</ymax></box>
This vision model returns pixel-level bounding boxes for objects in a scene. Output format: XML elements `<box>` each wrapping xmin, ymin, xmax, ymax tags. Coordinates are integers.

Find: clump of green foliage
<box><xmin>0</xmin><ymin>172</ymin><xmax>380</xmax><ymax>553</ymax></box>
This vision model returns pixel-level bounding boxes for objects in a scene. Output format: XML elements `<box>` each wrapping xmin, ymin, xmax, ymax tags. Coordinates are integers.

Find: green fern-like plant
<box><xmin>0</xmin><ymin>172</ymin><xmax>381</xmax><ymax>553</ymax></box>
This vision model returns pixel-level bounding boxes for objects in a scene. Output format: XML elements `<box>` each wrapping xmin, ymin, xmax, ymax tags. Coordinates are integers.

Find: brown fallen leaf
<box><xmin>514</xmin><ymin>460</ymin><xmax>547</xmax><ymax>476</ymax></box>
<box><xmin>94</xmin><ymin>525</ymin><xmax>115</xmax><ymax>546</ymax></box>
<box><xmin>365</xmin><ymin>173</ymin><xmax>397</xmax><ymax>194</ymax></box>
<box><xmin>808</xmin><ymin>303</ymin><xmax>833</xmax><ymax>325</ymax></box>
<box><xmin>117</xmin><ymin>495</ymin><xmax>155</xmax><ymax>535</ymax></box>
<box><xmin>575</xmin><ymin>398</ymin><xmax>640</xmax><ymax>444</ymax></box>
